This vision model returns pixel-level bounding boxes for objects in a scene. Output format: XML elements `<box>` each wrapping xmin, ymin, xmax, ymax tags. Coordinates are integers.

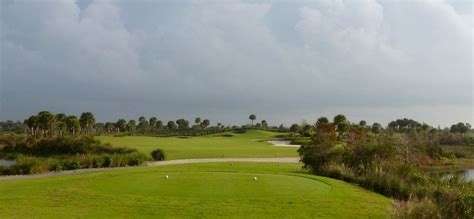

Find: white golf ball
<box><xmin>165</xmin><ymin>175</ymin><xmax>169</xmax><ymax>179</ymax></box>
<box><xmin>253</xmin><ymin>177</ymin><xmax>258</xmax><ymax>181</ymax></box>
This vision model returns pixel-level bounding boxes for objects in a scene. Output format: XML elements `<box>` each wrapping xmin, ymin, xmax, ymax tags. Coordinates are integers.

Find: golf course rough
<box><xmin>0</xmin><ymin>162</ymin><xmax>392</xmax><ymax>218</ymax></box>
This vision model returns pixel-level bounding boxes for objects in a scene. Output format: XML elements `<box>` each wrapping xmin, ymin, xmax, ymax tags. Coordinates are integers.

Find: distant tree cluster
<box><xmin>23</xmin><ymin>111</ymin><xmax>90</xmax><ymax>137</ymax></box>
<box><xmin>288</xmin><ymin>114</ymin><xmax>384</xmax><ymax>138</ymax></box>
<box><xmin>387</xmin><ymin>118</ymin><xmax>430</xmax><ymax>132</ymax></box>
<box><xmin>0</xmin><ymin>120</ymin><xmax>25</xmax><ymax>133</ymax></box>
<box><xmin>450</xmin><ymin>122</ymin><xmax>471</xmax><ymax>134</ymax></box>
<box><xmin>9</xmin><ymin>112</ymin><xmax>282</xmax><ymax>138</ymax></box>
<box><xmin>4</xmin><ymin>111</ymin><xmax>471</xmax><ymax>141</ymax></box>
<box><xmin>16</xmin><ymin>111</ymin><xmax>231</xmax><ymax>137</ymax></box>
<box><xmin>106</xmin><ymin>116</ymin><xmax>214</xmax><ymax>136</ymax></box>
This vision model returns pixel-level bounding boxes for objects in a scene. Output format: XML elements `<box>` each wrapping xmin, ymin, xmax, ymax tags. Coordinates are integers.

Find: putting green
<box><xmin>0</xmin><ymin>162</ymin><xmax>391</xmax><ymax>218</ymax></box>
<box><xmin>97</xmin><ymin>130</ymin><xmax>298</xmax><ymax>159</ymax></box>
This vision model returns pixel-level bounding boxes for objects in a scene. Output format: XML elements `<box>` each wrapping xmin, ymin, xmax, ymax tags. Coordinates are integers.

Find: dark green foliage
<box><xmin>387</xmin><ymin>118</ymin><xmax>437</xmax><ymax>133</ymax></box>
<box><xmin>0</xmin><ymin>120</ymin><xmax>26</xmax><ymax>133</ymax></box>
<box><xmin>151</xmin><ymin>149</ymin><xmax>166</xmax><ymax>161</ymax></box>
<box><xmin>0</xmin><ymin>135</ymin><xmax>147</xmax><ymax>175</ymax></box>
<box><xmin>233</xmin><ymin>129</ymin><xmax>247</xmax><ymax>134</ymax></box>
<box><xmin>176</xmin><ymin>119</ymin><xmax>190</xmax><ymax>129</ymax></box>
<box><xmin>0</xmin><ymin>153</ymin><xmax>147</xmax><ymax>175</ymax></box>
<box><xmin>127</xmin><ymin>120</ymin><xmax>136</xmax><ymax>133</ymax></box>
<box><xmin>317</xmin><ymin>117</ymin><xmax>329</xmax><ymax>124</ymax></box>
<box><xmin>371</xmin><ymin>122</ymin><xmax>382</xmax><ymax>134</ymax></box>
<box><xmin>299</xmin><ymin>120</ymin><xmax>473</xmax><ymax>218</ymax></box>
<box><xmin>439</xmin><ymin>131</ymin><xmax>474</xmax><ymax>145</ymax></box>
<box><xmin>2</xmin><ymin>136</ymin><xmax>135</xmax><ymax>156</ymax></box>
<box><xmin>298</xmin><ymin>122</ymin><xmax>338</xmax><ymax>173</ymax></box>
<box><xmin>290</xmin><ymin>124</ymin><xmax>300</xmax><ymax>133</ymax></box>
<box><xmin>167</xmin><ymin>121</ymin><xmax>176</xmax><ymax>130</ymax></box>
<box><xmin>450</xmin><ymin>122</ymin><xmax>470</xmax><ymax>134</ymax></box>
<box><xmin>249</xmin><ymin>114</ymin><xmax>256</xmax><ymax>125</ymax></box>
<box><xmin>215</xmin><ymin>134</ymin><xmax>234</xmax><ymax>137</ymax></box>
<box><xmin>79</xmin><ymin>112</ymin><xmax>95</xmax><ymax>132</ymax></box>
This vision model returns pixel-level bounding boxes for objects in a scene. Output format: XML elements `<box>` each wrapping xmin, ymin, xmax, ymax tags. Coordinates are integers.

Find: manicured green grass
<box><xmin>0</xmin><ymin>162</ymin><xmax>392</xmax><ymax>218</ymax></box>
<box><xmin>97</xmin><ymin>130</ymin><xmax>298</xmax><ymax>160</ymax></box>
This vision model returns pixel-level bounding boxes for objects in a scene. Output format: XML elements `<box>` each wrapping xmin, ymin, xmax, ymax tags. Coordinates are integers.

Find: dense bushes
<box><xmin>0</xmin><ymin>135</ymin><xmax>148</xmax><ymax>175</ymax></box>
<box><xmin>151</xmin><ymin>149</ymin><xmax>165</xmax><ymax>161</ymax></box>
<box><xmin>0</xmin><ymin>152</ymin><xmax>147</xmax><ymax>175</ymax></box>
<box><xmin>2</xmin><ymin>136</ymin><xmax>135</xmax><ymax>156</ymax></box>
<box><xmin>299</xmin><ymin>124</ymin><xmax>474</xmax><ymax>218</ymax></box>
<box><xmin>439</xmin><ymin>132</ymin><xmax>474</xmax><ymax>146</ymax></box>
<box><xmin>0</xmin><ymin>133</ymin><xmax>25</xmax><ymax>150</ymax></box>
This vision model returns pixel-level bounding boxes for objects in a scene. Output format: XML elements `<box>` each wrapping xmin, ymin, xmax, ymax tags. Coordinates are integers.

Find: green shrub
<box><xmin>102</xmin><ymin>155</ymin><xmax>112</xmax><ymax>167</ymax></box>
<box><xmin>0</xmin><ymin>152</ymin><xmax>148</xmax><ymax>176</ymax></box>
<box><xmin>151</xmin><ymin>149</ymin><xmax>165</xmax><ymax>161</ymax></box>
<box><xmin>126</xmin><ymin>152</ymin><xmax>147</xmax><ymax>166</ymax></box>
<box><xmin>233</xmin><ymin>129</ymin><xmax>246</xmax><ymax>134</ymax></box>
<box><xmin>2</xmin><ymin>136</ymin><xmax>136</xmax><ymax>156</ymax></box>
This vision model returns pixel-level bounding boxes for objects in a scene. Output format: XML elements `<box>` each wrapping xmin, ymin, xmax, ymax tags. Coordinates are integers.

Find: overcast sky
<box><xmin>1</xmin><ymin>0</ymin><xmax>473</xmax><ymax>127</ymax></box>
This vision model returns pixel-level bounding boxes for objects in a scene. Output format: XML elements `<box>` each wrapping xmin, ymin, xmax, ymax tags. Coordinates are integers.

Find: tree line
<box><xmin>0</xmin><ymin>112</ymin><xmax>471</xmax><ymax>141</ymax></box>
<box><xmin>287</xmin><ymin>114</ymin><xmax>472</xmax><ymax>145</ymax></box>
<box><xmin>18</xmin><ymin>111</ymin><xmax>222</xmax><ymax>137</ymax></box>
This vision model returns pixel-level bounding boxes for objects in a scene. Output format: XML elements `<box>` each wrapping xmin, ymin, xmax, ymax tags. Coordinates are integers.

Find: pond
<box><xmin>0</xmin><ymin>159</ymin><xmax>16</xmax><ymax>167</ymax></box>
<box><xmin>442</xmin><ymin>169</ymin><xmax>474</xmax><ymax>182</ymax></box>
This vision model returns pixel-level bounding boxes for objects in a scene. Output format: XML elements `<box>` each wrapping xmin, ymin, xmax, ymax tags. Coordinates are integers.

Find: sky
<box><xmin>0</xmin><ymin>0</ymin><xmax>473</xmax><ymax>127</ymax></box>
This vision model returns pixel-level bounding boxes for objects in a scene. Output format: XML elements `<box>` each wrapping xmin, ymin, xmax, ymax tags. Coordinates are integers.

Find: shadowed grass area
<box><xmin>0</xmin><ymin>162</ymin><xmax>392</xmax><ymax>218</ymax></box>
<box><xmin>97</xmin><ymin>130</ymin><xmax>299</xmax><ymax>160</ymax></box>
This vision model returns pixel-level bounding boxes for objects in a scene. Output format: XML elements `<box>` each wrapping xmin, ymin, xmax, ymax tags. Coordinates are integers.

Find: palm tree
<box><xmin>249</xmin><ymin>114</ymin><xmax>256</xmax><ymax>126</ymax></box>
<box><xmin>127</xmin><ymin>120</ymin><xmax>136</xmax><ymax>133</ymax></box>
<box><xmin>66</xmin><ymin>115</ymin><xmax>80</xmax><ymax>136</ymax></box>
<box><xmin>149</xmin><ymin>117</ymin><xmax>158</xmax><ymax>129</ymax></box>
<box><xmin>38</xmin><ymin>111</ymin><xmax>55</xmax><ymax>137</ymax></box>
<box><xmin>79</xmin><ymin>112</ymin><xmax>95</xmax><ymax>134</ymax></box>
<box><xmin>201</xmin><ymin>119</ymin><xmax>210</xmax><ymax>129</ymax></box>
<box><xmin>138</xmin><ymin>116</ymin><xmax>149</xmax><ymax>133</ymax></box>
<box><xmin>24</xmin><ymin>115</ymin><xmax>39</xmax><ymax>137</ymax></box>
<box><xmin>55</xmin><ymin>113</ymin><xmax>67</xmax><ymax>136</ymax></box>
<box><xmin>105</xmin><ymin>122</ymin><xmax>116</xmax><ymax>133</ymax></box>
<box><xmin>116</xmin><ymin>119</ymin><xmax>127</xmax><ymax>133</ymax></box>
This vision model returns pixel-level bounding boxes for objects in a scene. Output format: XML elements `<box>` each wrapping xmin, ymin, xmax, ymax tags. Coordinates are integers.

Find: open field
<box><xmin>0</xmin><ymin>162</ymin><xmax>392</xmax><ymax>218</ymax></box>
<box><xmin>97</xmin><ymin>130</ymin><xmax>299</xmax><ymax>160</ymax></box>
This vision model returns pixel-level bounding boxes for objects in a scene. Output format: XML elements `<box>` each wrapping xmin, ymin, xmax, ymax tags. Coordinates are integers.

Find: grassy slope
<box><xmin>97</xmin><ymin>130</ymin><xmax>298</xmax><ymax>160</ymax></box>
<box><xmin>0</xmin><ymin>162</ymin><xmax>391</xmax><ymax>218</ymax></box>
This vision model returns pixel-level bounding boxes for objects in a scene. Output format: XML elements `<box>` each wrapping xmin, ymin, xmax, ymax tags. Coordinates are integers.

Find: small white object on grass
<box><xmin>165</xmin><ymin>175</ymin><xmax>169</xmax><ymax>179</ymax></box>
<box><xmin>253</xmin><ymin>177</ymin><xmax>258</xmax><ymax>181</ymax></box>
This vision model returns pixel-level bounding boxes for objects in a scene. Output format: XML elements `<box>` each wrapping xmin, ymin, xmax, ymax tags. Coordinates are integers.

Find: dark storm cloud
<box><xmin>0</xmin><ymin>0</ymin><xmax>472</xmax><ymax>126</ymax></box>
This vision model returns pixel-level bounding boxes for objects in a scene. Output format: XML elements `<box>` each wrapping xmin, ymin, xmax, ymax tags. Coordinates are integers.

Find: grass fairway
<box><xmin>97</xmin><ymin>130</ymin><xmax>298</xmax><ymax>159</ymax></box>
<box><xmin>0</xmin><ymin>162</ymin><xmax>391</xmax><ymax>218</ymax></box>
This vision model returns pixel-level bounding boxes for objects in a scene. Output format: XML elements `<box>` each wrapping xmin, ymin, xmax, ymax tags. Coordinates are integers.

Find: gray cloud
<box><xmin>1</xmin><ymin>0</ymin><xmax>472</xmax><ymax>127</ymax></box>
